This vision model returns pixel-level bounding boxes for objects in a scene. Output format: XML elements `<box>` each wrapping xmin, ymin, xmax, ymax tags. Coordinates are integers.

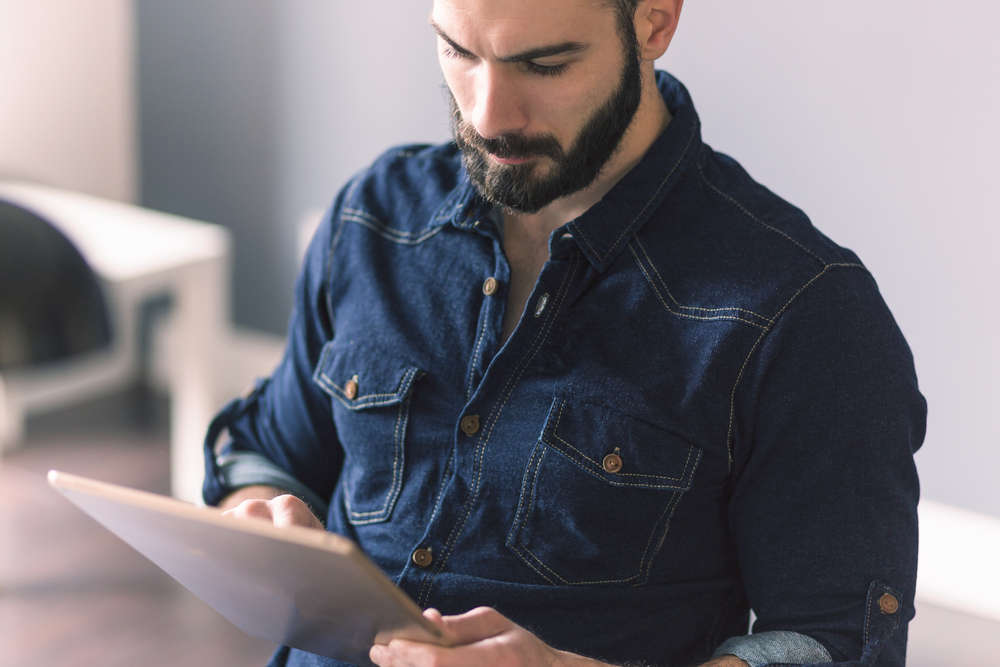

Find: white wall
<box><xmin>273</xmin><ymin>1</ymin><xmax>451</xmax><ymax>298</ymax></box>
<box><xmin>135</xmin><ymin>1</ymin><xmax>449</xmax><ymax>333</ymax></box>
<box><xmin>136</xmin><ymin>2</ymin><xmax>998</xmax><ymax>517</ymax></box>
<box><xmin>660</xmin><ymin>2</ymin><xmax>1000</xmax><ymax>518</ymax></box>
<box><xmin>272</xmin><ymin>1</ymin><xmax>1000</xmax><ymax>517</ymax></box>
<box><xmin>0</xmin><ymin>0</ymin><xmax>137</xmax><ymax>203</ymax></box>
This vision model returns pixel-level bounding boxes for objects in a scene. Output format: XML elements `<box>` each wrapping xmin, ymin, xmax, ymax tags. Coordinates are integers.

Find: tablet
<box><xmin>47</xmin><ymin>470</ymin><xmax>448</xmax><ymax>665</ymax></box>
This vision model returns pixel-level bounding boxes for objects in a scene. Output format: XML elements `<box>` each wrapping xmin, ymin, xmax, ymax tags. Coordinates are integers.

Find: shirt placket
<box><xmin>395</xmin><ymin>229</ymin><xmax>583</xmax><ymax>607</ymax></box>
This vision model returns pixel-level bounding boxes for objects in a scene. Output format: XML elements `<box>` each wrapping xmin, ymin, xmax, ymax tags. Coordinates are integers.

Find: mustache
<box><xmin>449</xmin><ymin>94</ymin><xmax>562</xmax><ymax>160</ymax></box>
<box><xmin>459</xmin><ymin>125</ymin><xmax>562</xmax><ymax>161</ymax></box>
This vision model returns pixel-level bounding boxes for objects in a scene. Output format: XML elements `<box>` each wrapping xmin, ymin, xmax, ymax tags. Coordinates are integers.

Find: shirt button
<box><xmin>878</xmin><ymin>593</ymin><xmax>899</xmax><ymax>615</ymax></box>
<box><xmin>482</xmin><ymin>277</ymin><xmax>498</xmax><ymax>296</ymax></box>
<box><xmin>603</xmin><ymin>453</ymin><xmax>623</xmax><ymax>474</ymax></box>
<box><xmin>411</xmin><ymin>548</ymin><xmax>433</xmax><ymax>569</ymax></box>
<box><xmin>534</xmin><ymin>293</ymin><xmax>550</xmax><ymax>317</ymax></box>
<box><xmin>344</xmin><ymin>378</ymin><xmax>358</xmax><ymax>400</ymax></box>
<box><xmin>460</xmin><ymin>414</ymin><xmax>481</xmax><ymax>436</ymax></box>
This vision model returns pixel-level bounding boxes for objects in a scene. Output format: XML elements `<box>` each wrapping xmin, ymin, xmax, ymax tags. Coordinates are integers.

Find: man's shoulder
<box><xmin>637</xmin><ymin>145</ymin><xmax>872</xmax><ymax>320</ymax></box>
<box><xmin>364</xmin><ymin>142</ymin><xmax>463</xmax><ymax>179</ymax></box>
<box><xmin>335</xmin><ymin>142</ymin><xmax>465</xmax><ymax>233</ymax></box>
<box><xmin>697</xmin><ymin>148</ymin><xmax>860</xmax><ymax>266</ymax></box>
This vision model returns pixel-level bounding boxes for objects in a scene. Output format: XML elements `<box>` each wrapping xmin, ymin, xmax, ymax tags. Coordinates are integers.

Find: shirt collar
<box><xmin>442</xmin><ymin>71</ymin><xmax>703</xmax><ymax>271</ymax></box>
<box><xmin>566</xmin><ymin>71</ymin><xmax>702</xmax><ymax>272</ymax></box>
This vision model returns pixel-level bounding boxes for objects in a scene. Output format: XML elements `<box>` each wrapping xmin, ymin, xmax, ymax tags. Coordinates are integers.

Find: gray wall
<box><xmin>136</xmin><ymin>0</ymin><xmax>448</xmax><ymax>333</ymax></box>
<box><xmin>136</xmin><ymin>2</ymin><xmax>999</xmax><ymax>518</ymax></box>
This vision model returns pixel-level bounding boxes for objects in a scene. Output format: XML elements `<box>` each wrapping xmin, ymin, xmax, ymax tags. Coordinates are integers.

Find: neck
<box><xmin>507</xmin><ymin>66</ymin><xmax>670</xmax><ymax>235</ymax></box>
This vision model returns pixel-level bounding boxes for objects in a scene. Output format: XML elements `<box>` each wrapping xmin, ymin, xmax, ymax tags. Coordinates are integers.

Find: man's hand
<box><xmin>369</xmin><ymin>607</ymin><xmax>749</xmax><ymax>667</ymax></box>
<box><xmin>220</xmin><ymin>486</ymin><xmax>323</xmax><ymax>531</ymax></box>
<box><xmin>370</xmin><ymin>607</ymin><xmax>601</xmax><ymax>667</ymax></box>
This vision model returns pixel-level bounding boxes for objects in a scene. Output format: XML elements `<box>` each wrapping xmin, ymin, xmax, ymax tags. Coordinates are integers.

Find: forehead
<box><xmin>431</xmin><ymin>0</ymin><xmax>616</xmax><ymax>48</ymax></box>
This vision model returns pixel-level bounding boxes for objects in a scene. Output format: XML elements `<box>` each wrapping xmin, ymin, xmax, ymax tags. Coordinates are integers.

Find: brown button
<box><xmin>460</xmin><ymin>414</ymin><xmax>481</xmax><ymax>436</ymax></box>
<box><xmin>482</xmin><ymin>277</ymin><xmax>498</xmax><ymax>296</ymax></box>
<box><xmin>411</xmin><ymin>548</ymin><xmax>433</xmax><ymax>569</ymax></box>
<box><xmin>879</xmin><ymin>593</ymin><xmax>899</xmax><ymax>615</ymax></box>
<box><xmin>344</xmin><ymin>378</ymin><xmax>358</xmax><ymax>400</ymax></box>
<box><xmin>602</xmin><ymin>453</ymin><xmax>623</xmax><ymax>474</ymax></box>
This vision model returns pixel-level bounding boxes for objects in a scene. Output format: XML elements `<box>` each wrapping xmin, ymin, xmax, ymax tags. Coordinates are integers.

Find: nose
<box><xmin>469</xmin><ymin>64</ymin><xmax>529</xmax><ymax>140</ymax></box>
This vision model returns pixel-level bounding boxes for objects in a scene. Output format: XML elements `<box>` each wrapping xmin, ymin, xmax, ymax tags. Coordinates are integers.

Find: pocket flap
<box><xmin>541</xmin><ymin>398</ymin><xmax>700</xmax><ymax>491</ymax></box>
<box><xmin>312</xmin><ymin>340</ymin><xmax>422</xmax><ymax>410</ymax></box>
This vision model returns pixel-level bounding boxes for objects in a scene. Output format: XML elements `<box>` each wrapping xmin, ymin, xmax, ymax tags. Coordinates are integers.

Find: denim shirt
<box><xmin>203</xmin><ymin>72</ymin><xmax>925</xmax><ymax>667</ymax></box>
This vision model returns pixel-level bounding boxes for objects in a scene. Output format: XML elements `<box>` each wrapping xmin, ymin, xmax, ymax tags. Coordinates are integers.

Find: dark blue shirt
<box><xmin>204</xmin><ymin>71</ymin><xmax>925</xmax><ymax>667</ymax></box>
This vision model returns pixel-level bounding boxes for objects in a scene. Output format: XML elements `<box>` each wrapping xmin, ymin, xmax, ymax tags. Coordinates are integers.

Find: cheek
<box><xmin>522</xmin><ymin>80</ymin><xmax>593</xmax><ymax>137</ymax></box>
<box><xmin>439</xmin><ymin>58</ymin><xmax>474</xmax><ymax>116</ymax></box>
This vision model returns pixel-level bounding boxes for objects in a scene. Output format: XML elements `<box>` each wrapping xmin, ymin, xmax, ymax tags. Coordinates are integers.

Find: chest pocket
<box><xmin>313</xmin><ymin>340</ymin><xmax>423</xmax><ymax>525</ymax></box>
<box><xmin>507</xmin><ymin>398</ymin><xmax>702</xmax><ymax>586</ymax></box>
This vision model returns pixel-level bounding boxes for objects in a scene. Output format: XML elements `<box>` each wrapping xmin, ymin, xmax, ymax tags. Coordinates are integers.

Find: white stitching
<box><xmin>342</xmin><ymin>209</ymin><xmax>444</xmax><ymax>245</ymax></box>
<box><xmin>506</xmin><ymin>443</ymin><xmax>544</xmax><ymax>570</ymax></box>
<box><xmin>576</xmin><ymin>123</ymin><xmax>699</xmax><ymax>265</ymax></box>
<box><xmin>321</xmin><ymin>366</ymin><xmax>420</xmax><ymax>409</ymax></box>
<box><xmin>465</xmin><ymin>308</ymin><xmax>490</xmax><ymax>402</ymax></box>
<box><xmin>511</xmin><ymin>402</ymin><xmax>705</xmax><ymax>586</ymax></box>
<box><xmin>418</xmin><ymin>252</ymin><xmax>580</xmax><ymax>606</ymax></box>
<box><xmin>544</xmin><ymin>402</ymin><xmax>696</xmax><ymax>486</ymax></box>
<box><xmin>723</xmin><ymin>263</ymin><xmax>867</xmax><ymax>468</ymax></box>
<box><xmin>423</xmin><ymin>449</ymin><xmax>457</xmax><ymax>529</ymax></box>
<box><xmin>629</xmin><ymin>244</ymin><xmax>769</xmax><ymax>330</ymax></box>
<box><xmin>696</xmin><ymin>163</ymin><xmax>824</xmax><ymax>265</ymax></box>
<box><xmin>347</xmin><ymin>393</ymin><xmax>408</xmax><ymax>521</ymax></box>
<box><xmin>324</xmin><ymin>205</ymin><xmax>349</xmax><ymax>329</ymax></box>
<box><xmin>632</xmin><ymin>237</ymin><xmax>775</xmax><ymax>323</ymax></box>
<box><xmin>548</xmin><ymin>428</ymin><xmax>693</xmax><ymax>482</ymax></box>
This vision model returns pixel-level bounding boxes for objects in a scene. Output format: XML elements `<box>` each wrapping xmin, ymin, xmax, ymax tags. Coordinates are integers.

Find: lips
<box><xmin>489</xmin><ymin>154</ymin><xmax>535</xmax><ymax>165</ymax></box>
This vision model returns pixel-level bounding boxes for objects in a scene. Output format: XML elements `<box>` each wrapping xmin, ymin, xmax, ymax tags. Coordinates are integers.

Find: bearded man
<box><xmin>204</xmin><ymin>1</ymin><xmax>925</xmax><ymax>666</ymax></box>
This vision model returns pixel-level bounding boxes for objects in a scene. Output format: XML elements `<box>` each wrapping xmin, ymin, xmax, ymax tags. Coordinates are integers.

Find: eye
<box><xmin>524</xmin><ymin>61</ymin><xmax>570</xmax><ymax>77</ymax></box>
<box><xmin>441</xmin><ymin>46</ymin><xmax>475</xmax><ymax>62</ymax></box>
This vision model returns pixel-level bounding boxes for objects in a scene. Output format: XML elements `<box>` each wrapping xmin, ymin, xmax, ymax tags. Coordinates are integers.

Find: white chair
<box><xmin>0</xmin><ymin>182</ymin><xmax>230</xmax><ymax>503</ymax></box>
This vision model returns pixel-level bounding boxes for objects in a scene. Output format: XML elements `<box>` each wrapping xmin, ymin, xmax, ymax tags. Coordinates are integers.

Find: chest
<box><xmin>500</xmin><ymin>215</ymin><xmax>559</xmax><ymax>344</ymax></box>
<box><xmin>317</xmin><ymin>218</ymin><xmax>764</xmax><ymax>586</ymax></box>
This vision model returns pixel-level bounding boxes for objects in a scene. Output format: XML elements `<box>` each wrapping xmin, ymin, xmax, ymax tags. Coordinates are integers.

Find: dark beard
<box><xmin>450</xmin><ymin>46</ymin><xmax>643</xmax><ymax>214</ymax></box>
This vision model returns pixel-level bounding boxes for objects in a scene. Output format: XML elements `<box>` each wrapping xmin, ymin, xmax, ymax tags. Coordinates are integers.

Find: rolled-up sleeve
<box><xmin>714</xmin><ymin>630</ymin><xmax>833</xmax><ymax>666</ymax></box>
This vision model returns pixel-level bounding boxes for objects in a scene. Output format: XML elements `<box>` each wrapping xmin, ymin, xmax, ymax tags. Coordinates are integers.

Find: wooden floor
<box><xmin>0</xmin><ymin>389</ymin><xmax>276</xmax><ymax>667</ymax></box>
<box><xmin>2</xmin><ymin>388</ymin><xmax>997</xmax><ymax>666</ymax></box>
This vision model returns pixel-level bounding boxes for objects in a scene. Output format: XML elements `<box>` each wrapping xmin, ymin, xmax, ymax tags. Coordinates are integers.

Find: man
<box><xmin>204</xmin><ymin>1</ymin><xmax>925</xmax><ymax>666</ymax></box>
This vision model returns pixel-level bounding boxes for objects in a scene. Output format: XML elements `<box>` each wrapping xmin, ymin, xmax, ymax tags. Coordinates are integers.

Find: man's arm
<box><xmin>202</xmin><ymin>189</ymin><xmax>348</xmax><ymax>510</ymax></box>
<box><xmin>369</xmin><ymin>607</ymin><xmax>748</xmax><ymax>667</ymax></box>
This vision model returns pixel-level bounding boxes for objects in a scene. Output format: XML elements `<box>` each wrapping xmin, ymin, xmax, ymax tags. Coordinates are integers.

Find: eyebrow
<box><xmin>429</xmin><ymin>19</ymin><xmax>589</xmax><ymax>63</ymax></box>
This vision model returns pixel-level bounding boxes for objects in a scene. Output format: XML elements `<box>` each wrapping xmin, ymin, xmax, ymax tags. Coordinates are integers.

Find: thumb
<box><xmin>436</xmin><ymin>607</ymin><xmax>513</xmax><ymax>645</ymax></box>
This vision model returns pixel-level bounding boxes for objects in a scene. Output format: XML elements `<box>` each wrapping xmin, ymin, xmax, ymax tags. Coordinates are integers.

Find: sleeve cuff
<box><xmin>712</xmin><ymin>630</ymin><xmax>833</xmax><ymax>667</ymax></box>
<box><xmin>216</xmin><ymin>450</ymin><xmax>330</xmax><ymax>521</ymax></box>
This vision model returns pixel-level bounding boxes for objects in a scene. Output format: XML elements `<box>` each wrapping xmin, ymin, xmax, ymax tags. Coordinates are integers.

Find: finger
<box><xmin>377</xmin><ymin>638</ymin><xmax>458</xmax><ymax>667</ymax></box>
<box><xmin>438</xmin><ymin>606</ymin><xmax>513</xmax><ymax>645</ymax></box>
<box><xmin>268</xmin><ymin>494</ymin><xmax>323</xmax><ymax>530</ymax></box>
<box><xmin>422</xmin><ymin>607</ymin><xmax>445</xmax><ymax>629</ymax></box>
<box><xmin>369</xmin><ymin>643</ymin><xmax>392</xmax><ymax>666</ymax></box>
<box><xmin>223</xmin><ymin>498</ymin><xmax>273</xmax><ymax>521</ymax></box>
<box><xmin>379</xmin><ymin>628</ymin><xmax>528</xmax><ymax>667</ymax></box>
<box><xmin>371</xmin><ymin>640</ymin><xmax>451</xmax><ymax>667</ymax></box>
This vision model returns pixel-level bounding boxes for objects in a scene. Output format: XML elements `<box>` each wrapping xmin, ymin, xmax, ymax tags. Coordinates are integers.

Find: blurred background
<box><xmin>1</xmin><ymin>1</ymin><xmax>998</xmax><ymax>665</ymax></box>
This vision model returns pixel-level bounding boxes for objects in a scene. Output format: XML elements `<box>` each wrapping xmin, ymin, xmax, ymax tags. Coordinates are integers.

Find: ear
<box><xmin>635</xmin><ymin>0</ymin><xmax>683</xmax><ymax>61</ymax></box>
